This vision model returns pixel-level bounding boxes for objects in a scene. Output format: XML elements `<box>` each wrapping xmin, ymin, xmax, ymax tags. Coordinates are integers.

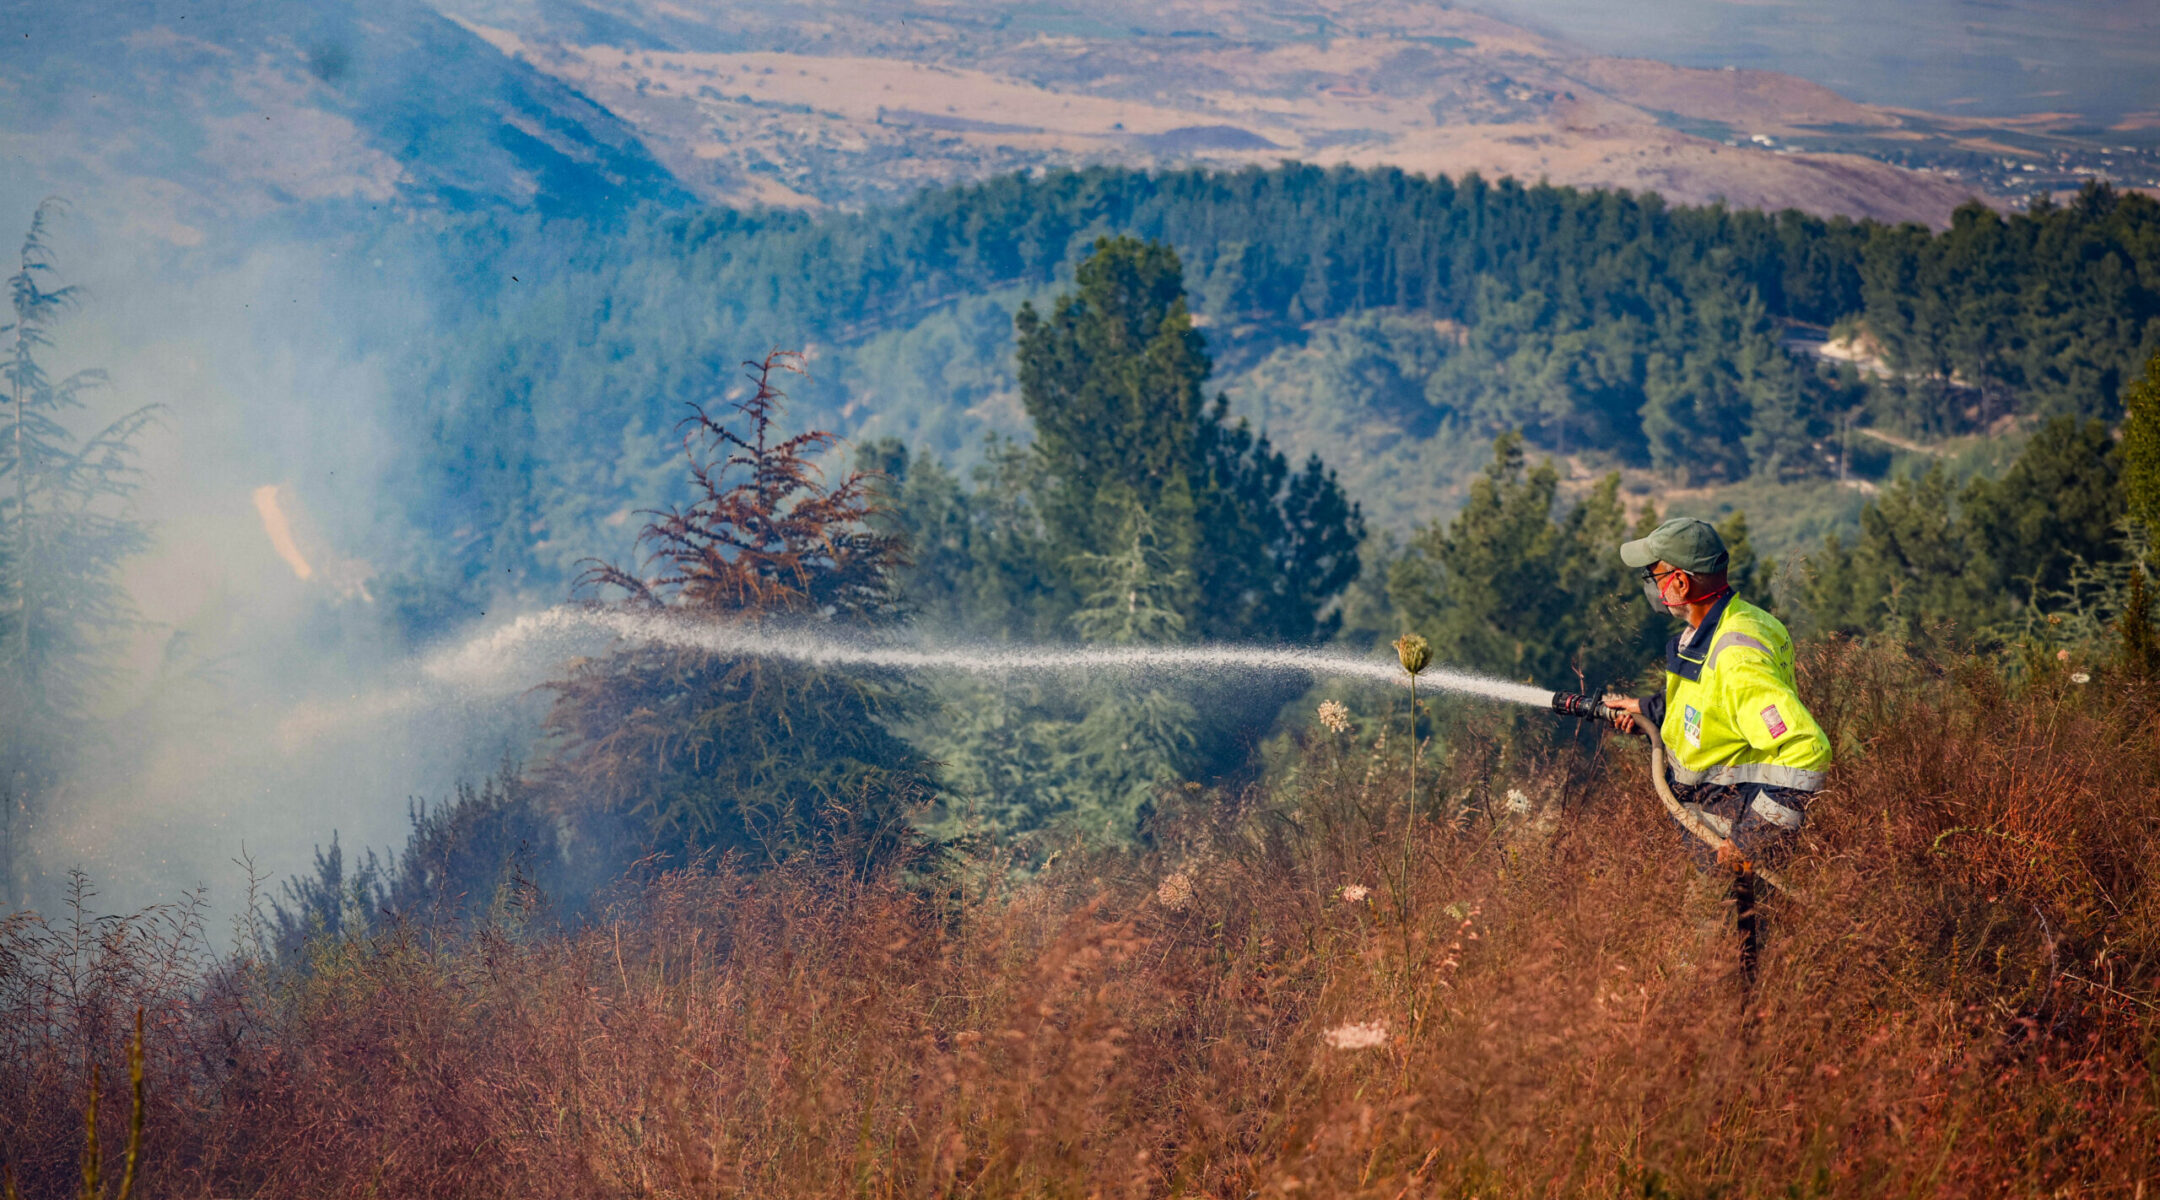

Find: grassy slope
<box><xmin>7</xmin><ymin>641</ymin><xmax>2157</xmax><ymax>1196</ymax></box>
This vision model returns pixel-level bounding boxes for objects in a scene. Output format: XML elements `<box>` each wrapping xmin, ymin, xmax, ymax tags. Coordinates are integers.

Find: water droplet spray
<box><xmin>426</xmin><ymin>607</ymin><xmax>1560</xmax><ymax>711</ymax></box>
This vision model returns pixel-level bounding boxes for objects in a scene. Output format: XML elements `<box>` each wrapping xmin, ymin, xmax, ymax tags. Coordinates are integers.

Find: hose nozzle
<box><xmin>1549</xmin><ymin>691</ymin><xmax>1614</xmax><ymax>722</ymax></box>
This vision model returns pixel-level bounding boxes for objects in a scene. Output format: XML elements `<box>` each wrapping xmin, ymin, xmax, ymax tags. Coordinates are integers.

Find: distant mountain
<box><xmin>8</xmin><ymin>0</ymin><xmax>2146</xmax><ymax>241</ymax></box>
<box><xmin>0</xmin><ymin>0</ymin><xmax>691</xmax><ymax>241</ymax></box>
<box><xmin>430</xmin><ymin>0</ymin><xmax>2155</xmax><ymax>223</ymax></box>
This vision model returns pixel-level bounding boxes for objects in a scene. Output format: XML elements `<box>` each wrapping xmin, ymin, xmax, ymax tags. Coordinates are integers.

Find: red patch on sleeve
<box><xmin>1761</xmin><ymin>705</ymin><xmax>1788</xmax><ymax>737</ymax></box>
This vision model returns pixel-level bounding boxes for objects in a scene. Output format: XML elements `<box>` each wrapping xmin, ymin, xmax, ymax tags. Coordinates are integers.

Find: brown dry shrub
<box><xmin>3</xmin><ymin>640</ymin><xmax>2158</xmax><ymax>1197</ymax></box>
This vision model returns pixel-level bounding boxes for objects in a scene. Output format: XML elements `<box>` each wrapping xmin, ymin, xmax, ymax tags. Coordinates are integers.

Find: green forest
<box><xmin>343</xmin><ymin>169</ymin><xmax>2160</xmax><ymax>862</ymax></box>
<box><xmin>357</xmin><ymin>168</ymin><xmax>2158</xmax><ymax>616</ymax></box>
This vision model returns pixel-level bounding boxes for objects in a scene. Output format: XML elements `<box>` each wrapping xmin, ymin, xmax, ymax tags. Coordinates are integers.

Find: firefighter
<box><xmin>1600</xmin><ymin>517</ymin><xmax>1830</xmax><ymax>977</ymax></box>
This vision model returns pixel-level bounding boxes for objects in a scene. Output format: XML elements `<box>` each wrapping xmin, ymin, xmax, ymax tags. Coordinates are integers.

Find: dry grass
<box><xmin>467</xmin><ymin>3</ymin><xmax>1979</xmax><ymax>223</ymax></box>
<box><xmin>4</xmin><ymin>640</ymin><xmax>2158</xmax><ymax>1197</ymax></box>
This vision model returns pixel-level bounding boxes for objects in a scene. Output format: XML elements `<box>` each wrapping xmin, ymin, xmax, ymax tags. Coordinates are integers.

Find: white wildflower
<box><xmin>2071</xmin><ymin>671</ymin><xmax>2091</xmax><ymax>684</ymax></box>
<box><xmin>1155</xmin><ymin>871</ymin><xmax>1195</xmax><ymax>911</ymax></box>
<box><xmin>1316</xmin><ymin>699</ymin><xmax>1352</xmax><ymax>734</ymax></box>
<box><xmin>1339</xmin><ymin>883</ymin><xmax>1371</xmax><ymax>903</ymax></box>
<box><xmin>1322</xmin><ymin>1020</ymin><xmax>1389</xmax><ymax>1051</ymax></box>
<box><xmin>1503</xmin><ymin>787</ymin><xmax>1532</xmax><ymax>816</ymax></box>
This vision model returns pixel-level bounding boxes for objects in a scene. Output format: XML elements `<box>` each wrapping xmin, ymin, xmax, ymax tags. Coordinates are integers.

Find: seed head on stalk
<box><xmin>1393</xmin><ymin>634</ymin><xmax>1431</xmax><ymax>677</ymax></box>
<box><xmin>1392</xmin><ymin>634</ymin><xmax>1430</xmax><ymax>929</ymax></box>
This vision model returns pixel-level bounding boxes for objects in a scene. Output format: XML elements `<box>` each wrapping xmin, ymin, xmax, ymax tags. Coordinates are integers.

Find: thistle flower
<box><xmin>1338</xmin><ymin>883</ymin><xmax>1371</xmax><ymax>903</ymax></box>
<box><xmin>1322</xmin><ymin>1020</ymin><xmax>1388</xmax><ymax>1051</ymax></box>
<box><xmin>1155</xmin><ymin>871</ymin><xmax>1196</xmax><ymax>911</ymax></box>
<box><xmin>1316</xmin><ymin>699</ymin><xmax>1352</xmax><ymax>733</ymax></box>
<box><xmin>1393</xmin><ymin>633</ymin><xmax>1431</xmax><ymax>676</ymax></box>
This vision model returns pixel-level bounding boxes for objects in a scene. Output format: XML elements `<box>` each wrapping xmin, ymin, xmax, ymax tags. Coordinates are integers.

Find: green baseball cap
<box><xmin>1620</xmin><ymin>517</ymin><xmax>1729</xmax><ymax>574</ymax></box>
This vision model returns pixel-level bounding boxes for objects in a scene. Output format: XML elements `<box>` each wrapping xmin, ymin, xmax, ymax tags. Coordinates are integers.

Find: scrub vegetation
<box><xmin>5</xmin><ymin>636</ymin><xmax>2159</xmax><ymax>1196</ymax></box>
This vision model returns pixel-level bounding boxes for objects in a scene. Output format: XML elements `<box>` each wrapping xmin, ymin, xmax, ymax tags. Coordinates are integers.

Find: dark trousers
<box><xmin>1671</xmin><ymin>781</ymin><xmax>1813</xmax><ymax>981</ymax></box>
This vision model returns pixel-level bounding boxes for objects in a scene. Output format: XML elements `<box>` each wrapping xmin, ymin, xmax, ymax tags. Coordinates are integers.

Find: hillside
<box><xmin>333</xmin><ymin>165</ymin><xmax>2154</xmax><ymax>616</ymax></box>
<box><xmin>4</xmin><ymin>0</ymin><xmax>2157</xmax><ymax>921</ymax></box>
<box><xmin>411</xmin><ymin>0</ymin><xmax>2145</xmax><ymax>220</ymax></box>
<box><xmin>0</xmin><ymin>0</ymin><xmax>689</xmax><ymax>238</ymax></box>
<box><xmin>9</xmin><ymin>0</ymin><xmax>2148</xmax><ymax>241</ymax></box>
<box><xmin>449</xmin><ymin>0</ymin><xmax>1983</xmax><ymax>222</ymax></box>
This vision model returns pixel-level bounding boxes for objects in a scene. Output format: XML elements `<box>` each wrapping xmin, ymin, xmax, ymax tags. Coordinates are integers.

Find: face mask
<box><xmin>1642</xmin><ymin>571</ymin><xmax>1689</xmax><ymax>616</ymax></box>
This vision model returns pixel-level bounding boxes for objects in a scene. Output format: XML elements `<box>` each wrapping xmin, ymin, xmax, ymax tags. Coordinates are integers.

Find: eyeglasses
<box><xmin>1639</xmin><ymin>566</ymin><xmax>1683</xmax><ymax>584</ymax></box>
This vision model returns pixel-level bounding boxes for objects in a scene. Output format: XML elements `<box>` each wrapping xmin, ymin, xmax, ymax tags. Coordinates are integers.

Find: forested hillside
<box><xmin>355</xmin><ymin>167</ymin><xmax>2160</xmax><ymax>631</ymax></box>
<box><xmin>12</xmin><ymin>137</ymin><xmax>2160</xmax><ymax>1199</ymax></box>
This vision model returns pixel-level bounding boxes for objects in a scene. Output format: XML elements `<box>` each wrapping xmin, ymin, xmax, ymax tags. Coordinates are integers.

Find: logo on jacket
<box><xmin>1761</xmin><ymin>705</ymin><xmax>1787</xmax><ymax>737</ymax></box>
<box><xmin>1682</xmin><ymin>704</ymin><xmax>1702</xmax><ymax>748</ymax></box>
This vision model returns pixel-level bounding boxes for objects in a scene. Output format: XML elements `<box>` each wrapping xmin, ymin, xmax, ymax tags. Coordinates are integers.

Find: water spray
<box><xmin>425</xmin><ymin>609</ymin><xmax>1781</xmax><ymax>890</ymax></box>
<box><xmin>426</xmin><ymin>607</ymin><xmax>1556</xmax><ymax>707</ymax></box>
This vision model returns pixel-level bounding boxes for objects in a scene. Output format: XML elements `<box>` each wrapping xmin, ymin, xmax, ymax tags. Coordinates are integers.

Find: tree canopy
<box><xmin>351</xmin><ymin>168</ymin><xmax>2160</xmax><ymax>614</ymax></box>
<box><xmin>1013</xmin><ymin>235</ymin><xmax>1365</xmax><ymax>644</ymax></box>
<box><xmin>543</xmin><ymin>352</ymin><xmax>932</xmax><ymax>871</ymax></box>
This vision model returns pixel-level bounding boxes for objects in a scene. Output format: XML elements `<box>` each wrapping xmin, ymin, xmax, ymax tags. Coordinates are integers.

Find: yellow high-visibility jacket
<box><xmin>1648</xmin><ymin>595</ymin><xmax>1830</xmax><ymax>792</ymax></box>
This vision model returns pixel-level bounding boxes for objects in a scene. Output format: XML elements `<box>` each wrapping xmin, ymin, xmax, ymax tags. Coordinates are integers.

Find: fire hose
<box><xmin>1549</xmin><ymin>692</ymin><xmax>1792</xmax><ymax>895</ymax></box>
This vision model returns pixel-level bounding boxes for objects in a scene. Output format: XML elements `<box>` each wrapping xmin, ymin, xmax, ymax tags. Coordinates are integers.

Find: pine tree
<box><xmin>1786</xmin><ymin>467</ymin><xmax>1985</xmax><ymax>641</ymax></box>
<box><xmin>1717</xmin><ymin>511</ymin><xmax>1773</xmax><ymax>600</ymax></box>
<box><xmin>1058</xmin><ymin>501</ymin><xmax>1201</xmax><ymax>836</ymax></box>
<box><xmin>0</xmin><ymin>201</ymin><xmax>156</xmax><ymax>905</ymax></box>
<box><xmin>1385</xmin><ymin>434</ymin><xmax>1660</xmax><ymax>690</ymax></box>
<box><xmin>1192</xmin><ymin>403</ymin><xmax>1365</xmax><ymax>642</ymax></box>
<box><xmin>1015</xmin><ymin>235</ymin><xmax>1209</xmax><ymax>593</ymax></box>
<box><xmin>1961</xmin><ymin>417</ymin><xmax>2123</xmax><ymax>605</ymax></box>
<box><xmin>1069</xmin><ymin>495</ymin><xmax>1192</xmax><ymax>646</ymax></box>
<box><xmin>1389</xmin><ymin>433</ymin><xmax>1568</xmax><ymax>680</ymax></box>
<box><xmin>544</xmin><ymin>352</ymin><xmax>933</xmax><ymax>872</ymax></box>
<box><xmin>1013</xmin><ymin>236</ymin><xmax>1364</xmax><ymax>643</ymax></box>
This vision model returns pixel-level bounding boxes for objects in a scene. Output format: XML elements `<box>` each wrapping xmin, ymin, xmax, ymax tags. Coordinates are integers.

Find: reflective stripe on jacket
<box><xmin>1652</xmin><ymin>595</ymin><xmax>1830</xmax><ymax>793</ymax></box>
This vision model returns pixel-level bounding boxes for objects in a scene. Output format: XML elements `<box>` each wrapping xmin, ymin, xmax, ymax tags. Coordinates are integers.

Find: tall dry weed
<box><xmin>2</xmin><ymin>640</ymin><xmax>2156</xmax><ymax>1196</ymax></box>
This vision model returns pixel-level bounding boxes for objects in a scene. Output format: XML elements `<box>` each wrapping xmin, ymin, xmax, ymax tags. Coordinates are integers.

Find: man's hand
<box><xmin>1714</xmin><ymin>839</ymin><xmax>1746</xmax><ymax>872</ymax></box>
<box><xmin>1602</xmin><ymin>694</ymin><xmax>1641</xmax><ymax>734</ymax></box>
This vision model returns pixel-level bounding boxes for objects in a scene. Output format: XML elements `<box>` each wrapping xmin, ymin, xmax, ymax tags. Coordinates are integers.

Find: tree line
<box><xmin>363</xmin><ymin>168</ymin><xmax>2159</xmax><ymax>622</ymax></box>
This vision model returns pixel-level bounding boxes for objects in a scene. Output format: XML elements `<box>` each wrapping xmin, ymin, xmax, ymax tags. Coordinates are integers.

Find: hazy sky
<box><xmin>1477</xmin><ymin>0</ymin><xmax>2160</xmax><ymax>121</ymax></box>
